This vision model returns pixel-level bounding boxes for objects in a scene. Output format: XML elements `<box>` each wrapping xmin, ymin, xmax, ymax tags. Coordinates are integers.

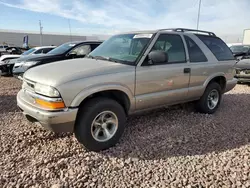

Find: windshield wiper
<box><xmin>91</xmin><ymin>55</ymin><xmax>118</xmax><ymax>63</ymax></box>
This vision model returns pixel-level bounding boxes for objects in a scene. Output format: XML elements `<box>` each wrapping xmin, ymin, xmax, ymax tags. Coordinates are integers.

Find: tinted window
<box><xmin>48</xmin><ymin>43</ymin><xmax>77</xmax><ymax>55</ymax></box>
<box><xmin>34</xmin><ymin>49</ymin><xmax>43</xmax><ymax>54</ymax></box>
<box><xmin>151</xmin><ymin>34</ymin><xmax>186</xmax><ymax>63</ymax></box>
<box><xmin>230</xmin><ymin>45</ymin><xmax>250</xmax><ymax>54</ymax></box>
<box><xmin>184</xmin><ymin>36</ymin><xmax>207</xmax><ymax>62</ymax></box>
<box><xmin>42</xmin><ymin>48</ymin><xmax>54</xmax><ymax>54</ymax></box>
<box><xmin>197</xmin><ymin>35</ymin><xmax>234</xmax><ymax>61</ymax></box>
<box><xmin>91</xmin><ymin>43</ymin><xmax>101</xmax><ymax>51</ymax></box>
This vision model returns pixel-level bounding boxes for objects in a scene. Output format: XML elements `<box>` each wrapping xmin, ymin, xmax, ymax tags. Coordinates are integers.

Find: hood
<box><xmin>24</xmin><ymin>58</ymin><xmax>133</xmax><ymax>86</ymax></box>
<box><xmin>0</xmin><ymin>54</ymin><xmax>21</xmax><ymax>61</ymax></box>
<box><xmin>235</xmin><ymin>59</ymin><xmax>250</xmax><ymax>69</ymax></box>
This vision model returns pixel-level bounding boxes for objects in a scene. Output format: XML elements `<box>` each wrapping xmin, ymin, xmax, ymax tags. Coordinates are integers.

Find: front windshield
<box><xmin>22</xmin><ymin>48</ymin><xmax>36</xmax><ymax>55</ymax></box>
<box><xmin>48</xmin><ymin>43</ymin><xmax>77</xmax><ymax>55</ymax></box>
<box><xmin>89</xmin><ymin>33</ymin><xmax>153</xmax><ymax>65</ymax></box>
<box><xmin>230</xmin><ymin>45</ymin><xmax>250</xmax><ymax>53</ymax></box>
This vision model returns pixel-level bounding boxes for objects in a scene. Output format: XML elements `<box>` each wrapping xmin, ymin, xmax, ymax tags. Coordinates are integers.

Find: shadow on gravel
<box><xmin>103</xmin><ymin>93</ymin><xmax>250</xmax><ymax>160</ymax></box>
<box><xmin>0</xmin><ymin>94</ymin><xmax>19</xmax><ymax>114</ymax></box>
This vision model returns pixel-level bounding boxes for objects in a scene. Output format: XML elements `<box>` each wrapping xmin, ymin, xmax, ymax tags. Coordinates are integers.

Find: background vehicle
<box><xmin>12</xmin><ymin>41</ymin><xmax>102</xmax><ymax>77</ymax></box>
<box><xmin>0</xmin><ymin>44</ymin><xmax>9</xmax><ymax>52</ymax></box>
<box><xmin>235</xmin><ymin>59</ymin><xmax>250</xmax><ymax>83</ymax></box>
<box><xmin>230</xmin><ymin>44</ymin><xmax>250</xmax><ymax>60</ymax></box>
<box><xmin>230</xmin><ymin>45</ymin><xmax>250</xmax><ymax>83</ymax></box>
<box><xmin>17</xmin><ymin>28</ymin><xmax>237</xmax><ymax>151</ymax></box>
<box><xmin>0</xmin><ymin>46</ymin><xmax>56</xmax><ymax>76</ymax></box>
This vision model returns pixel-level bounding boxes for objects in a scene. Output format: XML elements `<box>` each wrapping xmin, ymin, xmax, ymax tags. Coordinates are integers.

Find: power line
<box><xmin>39</xmin><ymin>20</ymin><xmax>43</xmax><ymax>46</ymax></box>
<box><xmin>196</xmin><ymin>0</ymin><xmax>201</xmax><ymax>31</ymax></box>
<box><xmin>68</xmin><ymin>19</ymin><xmax>72</xmax><ymax>42</ymax></box>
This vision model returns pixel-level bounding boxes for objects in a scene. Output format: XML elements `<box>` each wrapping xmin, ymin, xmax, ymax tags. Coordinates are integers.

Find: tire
<box><xmin>195</xmin><ymin>82</ymin><xmax>222</xmax><ymax>114</ymax></box>
<box><xmin>74</xmin><ymin>97</ymin><xmax>126</xmax><ymax>151</ymax></box>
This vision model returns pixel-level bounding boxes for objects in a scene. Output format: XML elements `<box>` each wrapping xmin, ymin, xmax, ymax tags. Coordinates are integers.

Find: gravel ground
<box><xmin>0</xmin><ymin>77</ymin><xmax>250</xmax><ymax>188</ymax></box>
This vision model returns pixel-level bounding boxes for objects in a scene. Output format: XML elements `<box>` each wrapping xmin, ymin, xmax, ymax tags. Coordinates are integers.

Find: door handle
<box><xmin>184</xmin><ymin>68</ymin><xmax>191</xmax><ymax>73</ymax></box>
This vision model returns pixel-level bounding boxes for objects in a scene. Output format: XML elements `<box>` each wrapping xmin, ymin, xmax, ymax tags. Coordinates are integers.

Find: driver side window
<box><xmin>71</xmin><ymin>45</ymin><xmax>91</xmax><ymax>56</ymax></box>
<box><xmin>151</xmin><ymin>34</ymin><xmax>186</xmax><ymax>64</ymax></box>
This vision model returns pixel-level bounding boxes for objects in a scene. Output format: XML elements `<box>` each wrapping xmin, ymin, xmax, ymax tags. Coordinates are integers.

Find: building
<box><xmin>243</xmin><ymin>29</ymin><xmax>250</xmax><ymax>44</ymax></box>
<box><xmin>0</xmin><ymin>29</ymin><xmax>110</xmax><ymax>47</ymax></box>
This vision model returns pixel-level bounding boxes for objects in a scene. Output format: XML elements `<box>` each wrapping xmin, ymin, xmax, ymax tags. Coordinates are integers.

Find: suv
<box><xmin>17</xmin><ymin>28</ymin><xmax>237</xmax><ymax>151</ymax></box>
<box><xmin>12</xmin><ymin>41</ymin><xmax>102</xmax><ymax>77</ymax></box>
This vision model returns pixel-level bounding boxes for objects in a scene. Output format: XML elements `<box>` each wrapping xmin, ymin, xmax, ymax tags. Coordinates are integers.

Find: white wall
<box><xmin>243</xmin><ymin>29</ymin><xmax>250</xmax><ymax>44</ymax></box>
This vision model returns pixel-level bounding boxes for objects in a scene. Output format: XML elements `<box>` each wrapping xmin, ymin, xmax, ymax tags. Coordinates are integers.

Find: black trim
<box><xmin>135</xmin><ymin>33</ymin><xmax>157</xmax><ymax>65</ymax></box>
<box><xmin>184</xmin><ymin>35</ymin><xmax>208</xmax><ymax>63</ymax></box>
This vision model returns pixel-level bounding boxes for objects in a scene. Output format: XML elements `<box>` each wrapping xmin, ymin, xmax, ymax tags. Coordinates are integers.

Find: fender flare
<box><xmin>203</xmin><ymin>72</ymin><xmax>226</xmax><ymax>90</ymax></box>
<box><xmin>70</xmin><ymin>83</ymin><xmax>135</xmax><ymax>108</ymax></box>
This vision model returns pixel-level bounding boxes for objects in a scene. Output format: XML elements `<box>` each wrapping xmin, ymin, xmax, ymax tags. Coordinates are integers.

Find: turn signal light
<box><xmin>35</xmin><ymin>99</ymin><xmax>65</xmax><ymax>110</ymax></box>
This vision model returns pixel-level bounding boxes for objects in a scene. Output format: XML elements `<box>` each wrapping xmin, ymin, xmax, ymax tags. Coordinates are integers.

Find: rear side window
<box><xmin>197</xmin><ymin>35</ymin><xmax>234</xmax><ymax>61</ymax></box>
<box><xmin>34</xmin><ymin>49</ymin><xmax>43</xmax><ymax>54</ymax></box>
<box><xmin>42</xmin><ymin>48</ymin><xmax>54</xmax><ymax>54</ymax></box>
<box><xmin>184</xmin><ymin>36</ymin><xmax>207</xmax><ymax>62</ymax></box>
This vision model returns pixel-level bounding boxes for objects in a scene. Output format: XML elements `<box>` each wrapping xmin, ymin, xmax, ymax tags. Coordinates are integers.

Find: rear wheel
<box><xmin>74</xmin><ymin>97</ymin><xmax>126</xmax><ymax>151</ymax></box>
<box><xmin>195</xmin><ymin>82</ymin><xmax>222</xmax><ymax>114</ymax></box>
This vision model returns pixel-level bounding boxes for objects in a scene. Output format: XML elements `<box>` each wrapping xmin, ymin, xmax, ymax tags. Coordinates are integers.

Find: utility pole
<box><xmin>39</xmin><ymin>20</ymin><xmax>43</xmax><ymax>46</ymax></box>
<box><xmin>68</xmin><ymin>19</ymin><xmax>72</xmax><ymax>42</ymax></box>
<box><xmin>196</xmin><ymin>0</ymin><xmax>201</xmax><ymax>31</ymax></box>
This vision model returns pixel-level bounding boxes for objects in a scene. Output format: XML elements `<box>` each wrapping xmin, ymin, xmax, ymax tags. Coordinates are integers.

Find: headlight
<box><xmin>14</xmin><ymin>61</ymin><xmax>25</xmax><ymax>67</ymax></box>
<box><xmin>23</xmin><ymin>61</ymin><xmax>38</xmax><ymax>66</ymax></box>
<box><xmin>34</xmin><ymin>83</ymin><xmax>60</xmax><ymax>97</ymax></box>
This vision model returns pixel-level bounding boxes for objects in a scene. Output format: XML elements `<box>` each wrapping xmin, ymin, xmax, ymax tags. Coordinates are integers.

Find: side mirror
<box><xmin>148</xmin><ymin>50</ymin><xmax>168</xmax><ymax>65</ymax></box>
<box><xmin>68</xmin><ymin>51</ymin><xmax>77</xmax><ymax>58</ymax></box>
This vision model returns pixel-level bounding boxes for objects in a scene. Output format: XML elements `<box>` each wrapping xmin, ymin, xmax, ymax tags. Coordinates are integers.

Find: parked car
<box><xmin>17</xmin><ymin>28</ymin><xmax>237</xmax><ymax>151</ymax></box>
<box><xmin>0</xmin><ymin>46</ymin><xmax>56</xmax><ymax>76</ymax></box>
<box><xmin>2</xmin><ymin>46</ymin><xmax>24</xmax><ymax>55</ymax></box>
<box><xmin>235</xmin><ymin>59</ymin><xmax>250</xmax><ymax>83</ymax></box>
<box><xmin>230</xmin><ymin>44</ymin><xmax>250</xmax><ymax>60</ymax></box>
<box><xmin>230</xmin><ymin>45</ymin><xmax>250</xmax><ymax>83</ymax></box>
<box><xmin>0</xmin><ymin>44</ymin><xmax>9</xmax><ymax>53</ymax></box>
<box><xmin>12</xmin><ymin>41</ymin><xmax>102</xmax><ymax>77</ymax></box>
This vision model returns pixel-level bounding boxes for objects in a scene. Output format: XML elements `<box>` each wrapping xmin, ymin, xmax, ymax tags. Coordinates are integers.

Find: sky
<box><xmin>0</xmin><ymin>0</ymin><xmax>249</xmax><ymax>42</ymax></box>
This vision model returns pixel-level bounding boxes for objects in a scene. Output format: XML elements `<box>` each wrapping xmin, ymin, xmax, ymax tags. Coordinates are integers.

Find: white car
<box><xmin>0</xmin><ymin>45</ymin><xmax>9</xmax><ymax>52</ymax></box>
<box><xmin>0</xmin><ymin>46</ymin><xmax>56</xmax><ymax>63</ymax></box>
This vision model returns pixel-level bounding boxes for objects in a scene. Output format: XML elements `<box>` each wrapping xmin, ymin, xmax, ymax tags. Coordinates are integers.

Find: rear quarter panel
<box><xmin>186</xmin><ymin>34</ymin><xmax>236</xmax><ymax>99</ymax></box>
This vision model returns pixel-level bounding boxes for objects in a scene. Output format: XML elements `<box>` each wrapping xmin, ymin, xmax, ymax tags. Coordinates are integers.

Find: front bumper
<box><xmin>17</xmin><ymin>90</ymin><xmax>78</xmax><ymax>133</ymax></box>
<box><xmin>235</xmin><ymin>69</ymin><xmax>250</xmax><ymax>83</ymax></box>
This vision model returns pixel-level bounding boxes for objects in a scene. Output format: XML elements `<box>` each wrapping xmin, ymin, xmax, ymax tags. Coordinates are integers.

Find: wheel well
<box><xmin>208</xmin><ymin>76</ymin><xmax>226</xmax><ymax>92</ymax></box>
<box><xmin>79</xmin><ymin>90</ymin><xmax>130</xmax><ymax>114</ymax></box>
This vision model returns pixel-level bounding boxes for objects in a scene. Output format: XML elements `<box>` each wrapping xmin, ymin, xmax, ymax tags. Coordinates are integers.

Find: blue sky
<box><xmin>0</xmin><ymin>0</ymin><xmax>250</xmax><ymax>42</ymax></box>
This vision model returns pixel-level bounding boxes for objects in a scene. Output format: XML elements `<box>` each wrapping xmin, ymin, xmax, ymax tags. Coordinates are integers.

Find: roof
<box><xmin>63</xmin><ymin>40</ymin><xmax>104</xmax><ymax>45</ymax></box>
<box><xmin>117</xmin><ymin>28</ymin><xmax>216</xmax><ymax>36</ymax></box>
<box><xmin>34</xmin><ymin>46</ymin><xmax>57</xmax><ymax>49</ymax></box>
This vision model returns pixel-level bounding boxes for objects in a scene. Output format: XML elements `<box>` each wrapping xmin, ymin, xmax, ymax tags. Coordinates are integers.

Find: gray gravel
<box><xmin>0</xmin><ymin>77</ymin><xmax>250</xmax><ymax>188</ymax></box>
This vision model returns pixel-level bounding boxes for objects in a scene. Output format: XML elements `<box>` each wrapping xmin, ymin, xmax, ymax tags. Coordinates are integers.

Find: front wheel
<box><xmin>195</xmin><ymin>82</ymin><xmax>222</xmax><ymax>114</ymax></box>
<box><xmin>74</xmin><ymin>97</ymin><xmax>126</xmax><ymax>151</ymax></box>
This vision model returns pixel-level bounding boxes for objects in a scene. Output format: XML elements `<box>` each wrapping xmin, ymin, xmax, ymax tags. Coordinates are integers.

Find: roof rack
<box><xmin>157</xmin><ymin>28</ymin><xmax>216</xmax><ymax>36</ymax></box>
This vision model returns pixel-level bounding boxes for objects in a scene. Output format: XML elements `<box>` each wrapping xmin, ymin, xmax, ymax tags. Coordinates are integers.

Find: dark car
<box><xmin>230</xmin><ymin>45</ymin><xmax>250</xmax><ymax>59</ymax></box>
<box><xmin>231</xmin><ymin>45</ymin><xmax>250</xmax><ymax>83</ymax></box>
<box><xmin>12</xmin><ymin>41</ymin><xmax>102</xmax><ymax>78</ymax></box>
<box><xmin>0</xmin><ymin>46</ymin><xmax>56</xmax><ymax>76</ymax></box>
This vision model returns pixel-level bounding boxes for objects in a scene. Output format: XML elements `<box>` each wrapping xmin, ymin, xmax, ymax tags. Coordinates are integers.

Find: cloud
<box><xmin>0</xmin><ymin>0</ymin><xmax>249</xmax><ymax>42</ymax></box>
